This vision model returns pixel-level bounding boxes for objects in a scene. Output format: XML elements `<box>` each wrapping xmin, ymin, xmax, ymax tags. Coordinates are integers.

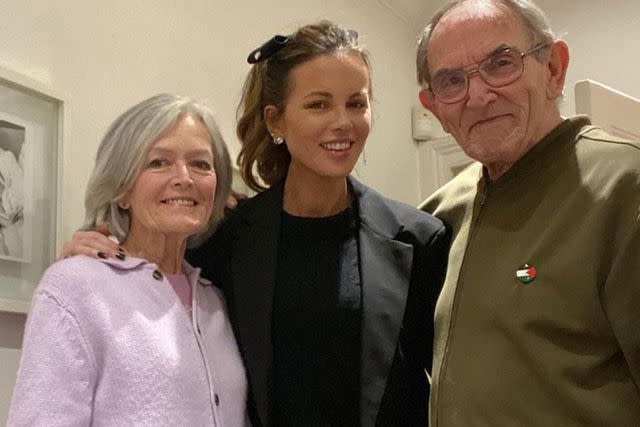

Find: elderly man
<box><xmin>417</xmin><ymin>0</ymin><xmax>640</xmax><ymax>425</ymax></box>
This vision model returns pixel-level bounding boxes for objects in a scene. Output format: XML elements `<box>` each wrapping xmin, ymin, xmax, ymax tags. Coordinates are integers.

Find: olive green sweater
<box><xmin>422</xmin><ymin>116</ymin><xmax>640</xmax><ymax>426</ymax></box>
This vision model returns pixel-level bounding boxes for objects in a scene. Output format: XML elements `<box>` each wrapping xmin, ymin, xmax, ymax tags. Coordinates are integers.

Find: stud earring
<box><xmin>273</xmin><ymin>135</ymin><xmax>284</xmax><ymax>145</ymax></box>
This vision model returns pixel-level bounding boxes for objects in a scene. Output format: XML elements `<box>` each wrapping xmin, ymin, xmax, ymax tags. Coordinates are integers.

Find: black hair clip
<box><xmin>247</xmin><ymin>35</ymin><xmax>289</xmax><ymax>64</ymax></box>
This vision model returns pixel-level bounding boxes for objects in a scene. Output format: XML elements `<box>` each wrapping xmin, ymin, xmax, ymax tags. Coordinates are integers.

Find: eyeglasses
<box><xmin>428</xmin><ymin>42</ymin><xmax>552</xmax><ymax>104</ymax></box>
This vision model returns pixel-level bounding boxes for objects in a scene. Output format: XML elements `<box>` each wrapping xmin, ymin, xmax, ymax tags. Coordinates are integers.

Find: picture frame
<box><xmin>0</xmin><ymin>66</ymin><xmax>63</xmax><ymax>314</ymax></box>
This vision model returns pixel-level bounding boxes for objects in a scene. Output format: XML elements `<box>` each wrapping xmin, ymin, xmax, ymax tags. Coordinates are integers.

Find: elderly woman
<box><xmin>8</xmin><ymin>94</ymin><xmax>249</xmax><ymax>426</ymax></box>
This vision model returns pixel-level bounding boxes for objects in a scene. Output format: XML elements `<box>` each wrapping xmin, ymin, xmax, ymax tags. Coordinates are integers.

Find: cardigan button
<box><xmin>214</xmin><ymin>393</ymin><xmax>220</xmax><ymax>406</ymax></box>
<box><xmin>152</xmin><ymin>270</ymin><xmax>163</xmax><ymax>280</ymax></box>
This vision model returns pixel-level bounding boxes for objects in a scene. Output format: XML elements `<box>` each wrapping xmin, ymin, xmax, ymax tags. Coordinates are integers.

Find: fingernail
<box><xmin>97</xmin><ymin>251</ymin><xmax>107</xmax><ymax>259</ymax></box>
<box><xmin>115</xmin><ymin>250</ymin><xmax>125</xmax><ymax>261</ymax></box>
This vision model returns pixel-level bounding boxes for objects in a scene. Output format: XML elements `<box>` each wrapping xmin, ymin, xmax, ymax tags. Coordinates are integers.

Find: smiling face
<box><xmin>419</xmin><ymin>0</ymin><xmax>567</xmax><ymax>179</ymax></box>
<box><xmin>266</xmin><ymin>52</ymin><xmax>372</xmax><ymax>184</ymax></box>
<box><xmin>120</xmin><ymin>114</ymin><xmax>217</xmax><ymax>245</ymax></box>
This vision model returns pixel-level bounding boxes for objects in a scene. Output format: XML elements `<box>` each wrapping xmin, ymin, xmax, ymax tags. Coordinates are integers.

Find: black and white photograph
<box><xmin>0</xmin><ymin>117</ymin><xmax>26</xmax><ymax>262</ymax></box>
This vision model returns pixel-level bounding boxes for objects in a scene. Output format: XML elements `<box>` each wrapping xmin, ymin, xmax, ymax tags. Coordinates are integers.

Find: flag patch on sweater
<box><xmin>516</xmin><ymin>264</ymin><xmax>537</xmax><ymax>284</ymax></box>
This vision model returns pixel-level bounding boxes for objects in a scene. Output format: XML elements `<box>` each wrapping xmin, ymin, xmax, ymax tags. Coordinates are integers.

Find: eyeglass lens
<box><xmin>431</xmin><ymin>48</ymin><xmax>524</xmax><ymax>103</ymax></box>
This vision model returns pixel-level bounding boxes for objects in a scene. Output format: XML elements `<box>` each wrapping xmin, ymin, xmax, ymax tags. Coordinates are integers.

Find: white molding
<box><xmin>0</xmin><ymin>297</ymin><xmax>30</xmax><ymax>314</ymax></box>
<box><xmin>417</xmin><ymin>135</ymin><xmax>473</xmax><ymax>200</ymax></box>
<box><xmin>575</xmin><ymin>79</ymin><xmax>640</xmax><ymax>139</ymax></box>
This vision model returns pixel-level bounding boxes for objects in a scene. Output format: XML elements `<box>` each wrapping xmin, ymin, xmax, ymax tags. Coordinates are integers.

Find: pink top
<box><xmin>8</xmin><ymin>255</ymin><xmax>250</xmax><ymax>426</ymax></box>
<box><xmin>167</xmin><ymin>273</ymin><xmax>193</xmax><ymax>312</ymax></box>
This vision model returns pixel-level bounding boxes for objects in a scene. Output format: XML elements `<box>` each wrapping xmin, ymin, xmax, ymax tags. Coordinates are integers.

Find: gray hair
<box><xmin>83</xmin><ymin>93</ymin><xmax>232</xmax><ymax>248</ymax></box>
<box><xmin>416</xmin><ymin>0</ymin><xmax>556</xmax><ymax>87</ymax></box>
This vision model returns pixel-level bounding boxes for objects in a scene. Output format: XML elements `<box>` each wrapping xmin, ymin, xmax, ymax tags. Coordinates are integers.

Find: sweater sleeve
<box><xmin>7</xmin><ymin>287</ymin><xmax>96</xmax><ymax>426</ymax></box>
<box><xmin>602</xmin><ymin>212</ymin><xmax>640</xmax><ymax>388</ymax></box>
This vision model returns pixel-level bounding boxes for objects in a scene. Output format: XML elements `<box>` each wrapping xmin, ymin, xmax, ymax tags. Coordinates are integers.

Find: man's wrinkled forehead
<box><xmin>428</xmin><ymin>0</ymin><xmax>529</xmax><ymax>71</ymax></box>
<box><xmin>435</xmin><ymin>0</ymin><xmax>506</xmax><ymax>31</ymax></box>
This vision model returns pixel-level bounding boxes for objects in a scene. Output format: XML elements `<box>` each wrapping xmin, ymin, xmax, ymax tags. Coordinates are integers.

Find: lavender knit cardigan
<box><xmin>8</xmin><ymin>255</ymin><xmax>250</xmax><ymax>426</ymax></box>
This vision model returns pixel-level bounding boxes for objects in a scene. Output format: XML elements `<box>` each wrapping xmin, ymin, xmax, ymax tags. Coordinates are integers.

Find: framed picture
<box><xmin>0</xmin><ymin>66</ymin><xmax>62</xmax><ymax>314</ymax></box>
<box><xmin>0</xmin><ymin>112</ymin><xmax>34</xmax><ymax>263</ymax></box>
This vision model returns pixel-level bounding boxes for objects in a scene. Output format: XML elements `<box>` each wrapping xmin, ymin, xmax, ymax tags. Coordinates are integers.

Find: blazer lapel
<box><xmin>230</xmin><ymin>183</ymin><xmax>284</xmax><ymax>427</ymax></box>
<box><xmin>229</xmin><ymin>178</ymin><xmax>413</xmax><ymax>425</ymax></box>
<box><xmin>351</xmin><ymin>178</ymin><xmax>414</xmax><ymax>425</ymax></box>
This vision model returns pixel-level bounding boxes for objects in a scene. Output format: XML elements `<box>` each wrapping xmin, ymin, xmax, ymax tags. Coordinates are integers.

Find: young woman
<box><xmin>192</xmin><ymin>21</ymin><xmax>450</xmax><ymax>426</ymax></box>
<box><xmin>62</xmin><ymin>22</ymin><xmax>450</xmax><ymax>426</ymax></box>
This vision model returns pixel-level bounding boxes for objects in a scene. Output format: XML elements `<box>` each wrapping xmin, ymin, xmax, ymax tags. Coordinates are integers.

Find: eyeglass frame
<box><xmin>427</xmin><ymin>41</ymin><xmax>553</xmax><ymax>104</ymax></box>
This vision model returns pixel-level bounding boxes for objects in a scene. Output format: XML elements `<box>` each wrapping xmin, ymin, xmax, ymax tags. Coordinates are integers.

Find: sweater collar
<box><xmin>482</xmin><ymin>115</ymin><xmax>591</xmax><ymax>188</ymax></box>
<box><xmin>96</xmin><ymin>256</ymin><xmax>211</xmax><ymax>286</ymax></box>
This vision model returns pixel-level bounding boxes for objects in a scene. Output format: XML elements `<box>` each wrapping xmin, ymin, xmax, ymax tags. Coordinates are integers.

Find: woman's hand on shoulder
<box><xmin>59</xmin><ymin>224</ymin><xmax>123</xmax><ymax>261</ymax></box>
<box><xmin>225</xmin><ymin>190</ymin><xmax>248</xmax><ymax>210</ymax></box>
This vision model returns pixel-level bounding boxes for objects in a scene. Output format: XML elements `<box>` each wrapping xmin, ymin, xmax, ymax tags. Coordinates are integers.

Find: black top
<box><xmin>186</xmin><ymin>177</ymin><xmax>450</xmax><ymax>427</ymax></box>
<box><xmin>272</xmin><ymin>202</ymin><xmax>362</xmax><ymax>426</ymax></box>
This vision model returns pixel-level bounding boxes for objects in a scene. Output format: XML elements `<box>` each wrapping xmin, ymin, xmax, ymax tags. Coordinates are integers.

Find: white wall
<box><xmin>535</xmin><ymin>0</ymin><xmax>640</xmax><ymax>116</ymax></box>
<box><xmin>0</xmin><ymin>0</ymin><xmax>424</xmax><ymax>421</ymax></box>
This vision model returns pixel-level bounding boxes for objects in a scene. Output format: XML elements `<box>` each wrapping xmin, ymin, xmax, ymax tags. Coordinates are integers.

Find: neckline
<box><xmin>483</xmin><ymin>115</ymin><xmax>591</xmax><ymax>189</ymax></box>
<box><xmin>282</xmin><ymin>198</ymin><xmax>356</xmax><ymax>221</ymax></box>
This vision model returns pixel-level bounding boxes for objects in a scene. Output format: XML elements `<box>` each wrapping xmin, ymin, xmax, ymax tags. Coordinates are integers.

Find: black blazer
<box><xmin>188</xmin><ymin>177</ymin><xmax>450</xmax><ymax>426</ymax></box>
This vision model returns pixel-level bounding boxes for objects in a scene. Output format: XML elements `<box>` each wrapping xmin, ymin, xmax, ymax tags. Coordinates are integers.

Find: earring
<box><xmin>273</xmin><ymin>135</ymin><xmax>284</xmax><ymax>145</ymax></box>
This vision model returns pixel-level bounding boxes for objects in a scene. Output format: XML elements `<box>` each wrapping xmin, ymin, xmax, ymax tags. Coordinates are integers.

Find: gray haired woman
<box><xmin>8</xmin><ymin>94</ymin><xmax>250</xmax><ymax>426</ymax></box>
